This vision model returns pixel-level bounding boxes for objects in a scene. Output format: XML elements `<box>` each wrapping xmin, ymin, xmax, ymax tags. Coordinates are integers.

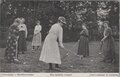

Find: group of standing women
<box><xmin>4</xmin><ymin>17</ymin><xmax>27</xmax><ymax>63</ymax></box>
<box><xmin>4</xmin><ymin>16</ymin><xmax>116</xmax><ymax>70</ymax></box>
<box><xmin>77</xmin><ymin>21</ymin><xmax>116</xmax><ymax>64</ymax></box>
<box><xmin>78</xmin><ymin>21</ymin><xmax>116</xmax><ymax>63</ymax></box>
<box><xmin>4</xmin><ymin>17</ymin><xmax>42</xmax><ymax>63</ymax></box>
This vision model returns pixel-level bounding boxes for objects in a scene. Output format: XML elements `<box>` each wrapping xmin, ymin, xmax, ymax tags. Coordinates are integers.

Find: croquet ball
<box><xmin>66</xmin><ymin>53</ymin><xmax>69</xmax><ymax>55</ymax></box>
<box><xmin>90</xmin><ymin>60</ymin><xmax>94</xmax><ymax>62</ymax></box>
<box><xmin>70</xmin><ymin>65</ymin><xmax>73</xmax><ymax>68</ymax></box>
<box><xmin>99</xmin><ymin>52</ymin><xmax>102</xmax><ymax>54</ymax></box>
<box><xmin>23</xmin><ymin>62</ymin><xmax>26</xmax><ymax>64</ymax></box>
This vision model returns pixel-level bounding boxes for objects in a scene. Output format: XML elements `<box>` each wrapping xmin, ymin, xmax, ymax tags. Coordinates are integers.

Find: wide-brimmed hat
<box><xmin>58</xmin><ymin>16</ymin><xmax>66</xmax><ymax>24</ymax></box>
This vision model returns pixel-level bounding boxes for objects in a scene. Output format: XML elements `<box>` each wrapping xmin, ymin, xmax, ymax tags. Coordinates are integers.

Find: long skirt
<box><xmin>39</xmin><ymin>33</ymin><xmax>61</xmax><ymax>64</ymax></box>
<box><xmin>77</xmin><ymin>36</ymin><xmax>89</xmax><ymax>57</ymax></box>
<box><xmin>18</xmin><ymin>31</ymin><xmax>27</xmax><ymax>53</ymax></box>
<box><xmin>5</xmin><ymin>36</ymin><xmax>18</xmax><ymax>63</ymax></box>
<box><xmin>101</xmin><ymin>36</ymin><xmax>116</xmax><ymax>62</ymax></box>
<box><xmin>32</xmin><ymin>32</ymin><xmax>41</xmax><ymax>46</ymax></box>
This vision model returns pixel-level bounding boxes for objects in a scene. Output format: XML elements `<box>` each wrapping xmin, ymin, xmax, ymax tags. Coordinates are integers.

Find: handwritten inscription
<box><xmin>50</xmin><ymin>73</ymin><xmax>72</xmax><ymax>77</ymax></box>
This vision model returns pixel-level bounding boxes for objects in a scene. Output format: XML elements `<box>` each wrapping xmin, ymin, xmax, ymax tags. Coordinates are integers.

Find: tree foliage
<box><xmin>0</xmin><ymin>0</ymin><xmax>119</xmax><ymax>42</ymax></box>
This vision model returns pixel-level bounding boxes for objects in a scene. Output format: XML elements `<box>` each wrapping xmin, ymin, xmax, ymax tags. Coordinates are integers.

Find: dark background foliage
<box><xmin>0</xmin><ymin>0</ymin><xmax>119</xmax><ymax>47</ymax></box>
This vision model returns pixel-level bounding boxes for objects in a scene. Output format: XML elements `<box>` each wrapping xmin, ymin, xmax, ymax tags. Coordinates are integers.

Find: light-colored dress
<box><xmin>32</xmin><ymin>25</ymin><xmax>42</xmax><ymax>46</ymax></box>
<box><xmin>39</xmin><ymin>23</ymin><xmax>63</xmax><ymax>64</ymax></box>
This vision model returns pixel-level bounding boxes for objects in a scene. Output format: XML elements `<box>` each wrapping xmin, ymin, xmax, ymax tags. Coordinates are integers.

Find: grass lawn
<box><xmin>0</xmin><ymin>41</ymin><xmax>119</xmax><ymax>73</ymax></box>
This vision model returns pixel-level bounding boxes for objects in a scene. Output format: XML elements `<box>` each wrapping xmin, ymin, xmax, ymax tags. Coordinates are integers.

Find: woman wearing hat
<box><xmin>101</xmin><ymin>21</ymin><xmax>116</xmax><ymax>63</ymax></box>
<box><xmin>5</xmin><ymin>18</ymin><xmax>21</xmax><ymax>63</ymax></box>
<box><xmin>18</xmin><ymin>17</ymin><xmax>27</xmax><ymax>54</ymax></box>
<box><xmin>39</xmin><ymin>16</ymin><xmax>66</xmax><ymax>70</ymax></box>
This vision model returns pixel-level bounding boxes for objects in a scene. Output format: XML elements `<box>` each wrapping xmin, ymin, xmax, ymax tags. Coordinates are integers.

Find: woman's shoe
<box><xmin>79</xmin><ymin>55</ymin><xmax>83</xmax><ymax>60</ymax></box>
<box><xmin>55</xmin><ymin>64</ymin><xmax>59</xmax><ymax>68</ymax></box>
<box><xmin>22</xmin><ymin>51</ymin><xmax>25</xmax><ymax>54</ymax></box>
<box><xmin>49</xmin><ymin>63</ymin><xmax>53</xmax><ymax>70</ymax></box>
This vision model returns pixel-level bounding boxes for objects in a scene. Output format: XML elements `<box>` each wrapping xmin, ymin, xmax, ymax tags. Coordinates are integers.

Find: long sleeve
<box><xmin>85</xmin><ymin>29</ymin><xmax>89</xmax><ymax>36</ymax></box>
<box><xmin>58</xmin><ymin>27</ymin><xmax>63</xmax><ymax>46</ymax></box>
<box><xmin>25</xmin><ymin>25</ymin><xmax>27</xmax><ymax>38</ymax></box>
<box><xmin>80</xmin><ymin>30</ymin><xmax>84</xmax><ymax>35</ymax></box>
<box><xmin>34</xmin><ymin>26</ymin><xmax>37</xmax><ymax>34</ymax></box>
<box><xmin>102</xmin><ymin>28</ymin><xmax>112</xmax><ymax>41</ymax></box>
<box><xmin>40</xmin><ymin>25</ymin><xmax>42</xmax><ymax>31</ymax></box>
<box><xmin>9</xmin><ymin>25</ymin><xmax>19</xmax><ymax>39</ymax></box>
<box><xmin>80</xmin><ymin>29</ymin><xmax>89</xmax><ymax>37</ymax></box>
<box><xmin>34</xmin><ymin>25</ymin><xmax>42</xmax><ymax>35</ymax></box>
<box><xmin>15</xmin><ymin>26</ymin><xmax>19</xmax><ymax>37</ymax></box>
<box><xmin>104</xmin><ymin>28</ymin><xmax>111</xmax><ymax>37</ymax></box>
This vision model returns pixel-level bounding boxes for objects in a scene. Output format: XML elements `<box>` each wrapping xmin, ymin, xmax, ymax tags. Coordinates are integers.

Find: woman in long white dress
<box><xmin>39</xmin><ymin>16</ymin><xmax>66</xmax><ymax>70</ymax></box>
<box><xmin>32</xmin><ymin>20</ymin><xmax>42</xmax><ymax>50</ymax></box>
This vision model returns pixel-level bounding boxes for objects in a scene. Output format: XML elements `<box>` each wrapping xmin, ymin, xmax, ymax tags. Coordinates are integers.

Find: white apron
<box><xmin>32</xmin><ymin>25</ymin><xmax>42</xmax><ymax>46</ymax></box>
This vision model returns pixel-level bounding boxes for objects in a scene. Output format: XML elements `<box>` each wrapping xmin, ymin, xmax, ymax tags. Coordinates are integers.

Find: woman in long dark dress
<box><xmin>77</xmin><ymin>23</ymin><xmax>89</xmax><ymax>58</ymax></box>
<box><xmin>18</xmin><ymin>18</ymin><xmax>27</xmax><ymax>54</ymax></box>
<box><xmin>101</xmin><ymin>21</ymin><xmax>116</xmax><ymax>63</ymax></box>
<box><xmin>5</xmin><ymin>18</ymin><xmax>20</xmax><ymax>63</ymax></box>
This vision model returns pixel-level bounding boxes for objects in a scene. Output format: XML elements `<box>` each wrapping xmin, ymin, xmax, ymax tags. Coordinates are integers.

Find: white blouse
<box><xmin>34</xmin><ymin>25</ymin><xmax>42</xmax><ymax>35</ymax></box>
<box><xmin>49</xmin><ymin>23</ymin><xmax>63</xmax><ymax>46</ymax></box>
<box><xmin>18</xmin><ymin>24</ymin><xmax>27</xmax><ymax>38</ymax></box>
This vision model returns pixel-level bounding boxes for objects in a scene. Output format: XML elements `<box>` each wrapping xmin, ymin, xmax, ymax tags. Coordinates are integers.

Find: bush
<box><xmin>0</xmin><ymin>40</ymin><xmax>6</xmax><ymax>48</ymax></box>
<box><xmin>27</xmin><ymin>34</ymin><xmax>33</xmax><ymax>42</ymax></box>
<box><xmin>0</xmin><ymin>29</ymin><xmax>8</xmax><ymax>48</ymax></box>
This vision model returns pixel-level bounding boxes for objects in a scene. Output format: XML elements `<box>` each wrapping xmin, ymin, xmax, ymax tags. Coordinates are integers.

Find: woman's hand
<box><xmin>101</xmin><ymin>39</ymin><xmax>104</xmax><ymax>42</ymax></box>
<box><xmin>34</xmin><ymin>34</ymin><xmax>37</xmax><ymax>36</ymax></box>
<box><xmin>101</xmin><ymin>36</ymin><xmax>107</xmax><ymax>42</ymax></box>
<box><xmin>17</xmin><ymin>36</ymin><xmax>19</xmax><ymax>40</ymax></box>
<box><xmin>60</xmin><ymin>44</ymin><xmax>64</xmax><ymax>48</ymax></box>
<box><xmin>25</xmin><ymin>35</ymin><xmax>27</xmax><ymax>38</ymax></box>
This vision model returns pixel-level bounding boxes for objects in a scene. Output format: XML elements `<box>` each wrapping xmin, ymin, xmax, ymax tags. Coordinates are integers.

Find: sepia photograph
<box><xmin>0</xmin><ymin>0</ymin><xmax>119</xmax><ymax>77</ymax></box>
